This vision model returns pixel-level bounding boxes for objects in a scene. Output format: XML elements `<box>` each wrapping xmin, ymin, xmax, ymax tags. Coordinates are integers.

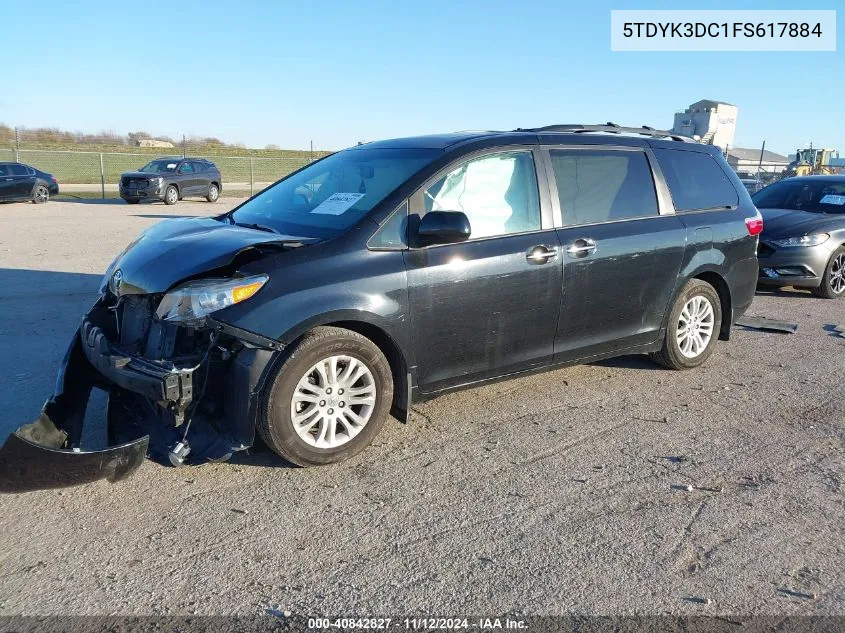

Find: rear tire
<box><xmin>811</xmin><ymin>247</ymin><xmax>845</xmax><ymax>299</ymax></box>
<box><xmin>164</xmin><ymin>185</ymin><xmax>178</xmax><ymax>205</ymax></box>
<box><xmin>650</xmin><ymin>279</ymin><xmax>722</xmax><ymax>370</ymax></box>
<box><xmin>258</xmin><ymin>327</ymin><xmax>393</xmax><ymax>467</ymax></box>
<box><xmin>32</xmin><ymin>184</ymin><xmax>49</xmax><ymax>204</ymax></box>
<box><xmin>206</xmin><ymin>183</ymin><xmax>219</xmax><ymax>203</ymax></box>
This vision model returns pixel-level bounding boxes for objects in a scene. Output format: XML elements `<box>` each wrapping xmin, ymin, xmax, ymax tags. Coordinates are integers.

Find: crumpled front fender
<box><xmin>0</xmin><ymin>331</ymin><xmax>149</xmax><ymax>494</ymax></box>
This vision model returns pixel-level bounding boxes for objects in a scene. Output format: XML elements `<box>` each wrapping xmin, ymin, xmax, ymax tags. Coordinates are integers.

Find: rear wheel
<box><xmin>164</xmin><ymin>185</ymin><xmax>178</xmax><ymax>205</ymax></box>
<box><xmin>650</xmin><ymin>279</ymin><xmax>722</xmax><ymax>370</ymax></box>
<box><xmin>259</xmin><ymin>327</ymin><xmax>393</xmax><ymax>467</ymax></box>
<box><xmin>811</xmin><ymin>247</ymin><xmax>845</xmax><ymax>299</ymax></box>
<box><xmin>206</xmin><ymin>183</ymin><xmax>219</xmax><ymax>203</ymax></box>
<box><xmin>32</xmin><ymin>184</ymin><xmax>49</xmax><ymax>204</ymax></box>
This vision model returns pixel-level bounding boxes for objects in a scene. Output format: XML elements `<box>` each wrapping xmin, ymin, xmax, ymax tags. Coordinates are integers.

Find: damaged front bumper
<box><xmin>0</xmin><ymin>299</ymin><xmax>279</xmax><ymax>494</ymax></box>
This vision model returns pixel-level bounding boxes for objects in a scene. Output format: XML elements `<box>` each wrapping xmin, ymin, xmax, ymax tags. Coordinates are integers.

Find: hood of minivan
<box><xmin>759</xmin><ymin>207</ymin><xmax>844</xmax><ymax>239</ymax></box>
<box><xmin>102</xmin><ymin>217</ymin><xmax>318</xmax><ymax>296</ymax></box>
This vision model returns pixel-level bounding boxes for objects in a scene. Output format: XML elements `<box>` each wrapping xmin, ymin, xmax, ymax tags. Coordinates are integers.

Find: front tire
<box><xmin>164</xmin><ymin>185</ymin><xmax>178</xmax><ymax>205</ymax></box>
<box><xmin>32</xmin><ymin>184</ymin><xmax>49</xmax><ymax>204</ymax></box>
<box><xmin>206</xmin><ymin>183</ymin><xmax>219</xmax><ymax>203</ymax></box>
<box><xmin>259</xmin><ymin>327</ymin><xmax>393</xmax><ymax>467</ymax></box>
<box><xmin>650</xmin><ymin>279</ymin><xmax>722</xmax><ymax>370</ymax></box>
<box><xmin>811</xmin><ymin>247</ymin><xmax>845</xmax><ymax>299</ymax></box>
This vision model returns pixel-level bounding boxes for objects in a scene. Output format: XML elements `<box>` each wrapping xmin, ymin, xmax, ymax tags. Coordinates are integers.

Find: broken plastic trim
<box><xmin>0</xmin><ymin>416</ymin><xmax>148</xmax><ymax>494</ymax></box>
<box><xmin>735</xmin><ymin>316</ymin><xmax>799</xmax><ymax>334</ymax></box>
<box><xmin>0</xmin><ymin>331</ymin><xmax>149</xmax><ymax>494</ymax></box>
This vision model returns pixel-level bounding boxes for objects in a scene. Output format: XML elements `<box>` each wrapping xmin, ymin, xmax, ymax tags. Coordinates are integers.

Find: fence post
<box><xmin>14</xmin><ymin>127</ymin><xmax>20</xmax><ymax>162</ymax></box>
<box><xmin>250</xmin><ymin>157</ymin><xmax>254</xmax><ymax>196</ymax></box>
<box><xmin>100</xmin><ymin>153</ymin><xmax>105</xmax><ymax>199</ymax></box>
<box><xmin>756</xmin><ymin>141</ymin><xmax>766</xmax><ymax>182</ymax></box>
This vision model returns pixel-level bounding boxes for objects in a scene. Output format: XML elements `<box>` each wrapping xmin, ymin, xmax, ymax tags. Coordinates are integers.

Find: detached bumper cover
<box><xmin>0</xmin><ymin>417</ymin><xmax>147</xmax><ymax>494</ymax></box>
<box><xmin>0</xmin><ymin>332</ymin><xmax>149</xmax><ymax>494</ymax></box>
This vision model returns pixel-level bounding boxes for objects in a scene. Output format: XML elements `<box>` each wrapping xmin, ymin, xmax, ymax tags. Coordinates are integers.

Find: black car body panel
<box><xmin>3</xmin><ymin>127</ymin><xmax>761</xmax><ymax>491</ymax></box>
<box><xmin>119</xmin><ymin>157</ymin><xmax>221</xmax><ymax>203</ymax></box>
<box><xmin>0</xmin><ymin>162</ymin><xmax>59</xmax><ymax>201</ymax></box>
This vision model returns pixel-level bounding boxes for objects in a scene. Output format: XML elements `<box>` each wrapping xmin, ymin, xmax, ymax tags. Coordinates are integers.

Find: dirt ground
<box><xmin>0</xmin><ymin>199</ymin><xmax>843</xmax><ymax>617</ymax></box>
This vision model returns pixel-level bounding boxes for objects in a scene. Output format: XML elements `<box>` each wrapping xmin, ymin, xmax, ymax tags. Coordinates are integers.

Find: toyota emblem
<box><xmin>110</xmin><ymin>269</ymin><xmax>123</xmax><ymax>295</ymax></box>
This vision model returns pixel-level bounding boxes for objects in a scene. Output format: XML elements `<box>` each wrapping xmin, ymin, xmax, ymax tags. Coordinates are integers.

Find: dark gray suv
<box><xmin>120</xmin><ymin>157</ymin><xmax>222</xmax><ymax>205</ymax></box>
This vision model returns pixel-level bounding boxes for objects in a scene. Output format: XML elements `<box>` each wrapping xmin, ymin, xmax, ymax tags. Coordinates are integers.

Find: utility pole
<box><xmin>756</xmin><ymin>141</ymin><xmax>766</xmax><ymax>182</ymax></box>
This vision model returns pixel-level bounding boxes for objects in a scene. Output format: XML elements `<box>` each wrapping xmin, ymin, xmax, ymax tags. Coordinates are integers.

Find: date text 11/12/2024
<box><xmin>307</xmin><ymin>617</ymin><xmax>528</xmax><ymax>630</ymax></box>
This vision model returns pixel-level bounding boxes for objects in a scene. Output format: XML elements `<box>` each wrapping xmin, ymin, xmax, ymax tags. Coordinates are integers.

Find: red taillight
<box><xmin>745</xmin><ymin>214</ymin><xmax>763</xmax><ymax>236</ymax></box>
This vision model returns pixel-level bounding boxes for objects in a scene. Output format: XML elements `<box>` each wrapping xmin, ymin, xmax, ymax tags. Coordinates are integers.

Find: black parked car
<box><xmin>0</xmin><ymin>162</ymin><xmax>59</xmax><ymax>203</ymax></box>
<box><xmin>1</xmin><ymin>124</ymin><xmax>762</xmax><ymax>492</ymax></box>
<box><xmin>120</xmin><ymin>157</ymin><xmax>221</xmax><ymax>205</ymax></box>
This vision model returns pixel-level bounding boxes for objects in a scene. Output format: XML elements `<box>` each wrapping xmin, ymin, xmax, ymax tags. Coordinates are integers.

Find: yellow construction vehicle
<box><xmin>783</xmin><ymin>147</ymin><xmax>841</xmax><ymax>178</ymax></box>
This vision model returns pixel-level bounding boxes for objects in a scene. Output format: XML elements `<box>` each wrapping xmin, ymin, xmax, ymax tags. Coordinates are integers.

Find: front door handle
<box><xmin>526</xmin><ymin>245</ymin><xmax>558</xmax><ymax>264</ymax></box>
<box><xmin>566</xmin><ymin>238</ymin><xmax>597</xmax><ymax>257</ymax></box>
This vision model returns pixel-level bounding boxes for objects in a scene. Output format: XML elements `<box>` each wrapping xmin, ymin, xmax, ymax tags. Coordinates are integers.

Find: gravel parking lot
<box><xmin>0</xmin><ymin>199</ymin><xmax>843</xmax><ymax>617</ymax></box>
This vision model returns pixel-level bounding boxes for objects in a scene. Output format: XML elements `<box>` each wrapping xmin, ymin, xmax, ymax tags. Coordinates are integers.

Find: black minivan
<box><xmin>1</xmin><ymin>125</ymin><xmax>761</xmax><ymax>492</ymax></box>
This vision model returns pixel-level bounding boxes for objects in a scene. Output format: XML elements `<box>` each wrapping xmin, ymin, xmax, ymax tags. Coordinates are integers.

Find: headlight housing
<box><xmin>771</xmin><ymin>233</ymin><xmax>830</xmax><ymax>248</ymax></box>
<box><xmin>155</xmin><ymin>274</ymin><xmax>269</xmax><ymax>323</ymax></box>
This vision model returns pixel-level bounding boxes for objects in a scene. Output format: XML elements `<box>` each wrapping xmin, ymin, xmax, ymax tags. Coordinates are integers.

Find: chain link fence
<box><xmin>1</xmin><ymin>146</ymin><xmax>320</xmax><ymax>198</ymax></box>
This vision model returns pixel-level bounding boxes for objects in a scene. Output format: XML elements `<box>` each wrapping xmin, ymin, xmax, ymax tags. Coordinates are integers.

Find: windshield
<box><xmin>752</xmin><ymin>179</ymin><xmax>845</xmax><ymax>214</ymax></box>
<box><xmin>229</xmin><ymin>147</ymin><xmax>439</xmax><ymax>238</ymax></box>
<box><xmin>139</xmin><ymin>159</ymin><xmax>180</xmax><ymax>173</ymax></box>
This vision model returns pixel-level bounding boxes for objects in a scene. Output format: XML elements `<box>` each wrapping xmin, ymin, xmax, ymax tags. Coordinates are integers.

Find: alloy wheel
<box><xmin>676</xmin><ymin>295</ymin><xmax>715</xmax><ymax>359</ymax></box>
<box><xmin>290</xmin><ymin>355</ymin><xmax>377</xmax><ymax>449</ymax></box>
<box><xmin>34</xmin><ymin>185</ymin><xmax>49</xmax><ymax>203</ymax></box>
<box><xmin>830</xmin><ymin>254</ymin><xmax>845</xmax><ymax>295</ymax></box>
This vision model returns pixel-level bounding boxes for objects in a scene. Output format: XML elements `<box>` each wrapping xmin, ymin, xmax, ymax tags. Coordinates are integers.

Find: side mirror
<box><xmin>416</xmin><ymin>211</ymin><xmax>471</xmax><ymax>245</ymax></box>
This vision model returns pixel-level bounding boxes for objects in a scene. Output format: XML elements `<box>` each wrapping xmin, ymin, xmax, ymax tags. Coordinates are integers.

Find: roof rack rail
<box><xmin>517</xmin><ymin>123</ymin><xmax>695</xmax><ymax>143</ymax></box>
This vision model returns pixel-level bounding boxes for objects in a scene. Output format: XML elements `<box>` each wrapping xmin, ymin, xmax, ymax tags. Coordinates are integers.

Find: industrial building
<box><xmin>672</xmin><ymin>99</ymin><xmax>738</xmax><ymax>148</ymax></box>
<box><xmin>726</xmin><ymin>147</ymin><xmax>790</xmax><ymax>176</ymax></box>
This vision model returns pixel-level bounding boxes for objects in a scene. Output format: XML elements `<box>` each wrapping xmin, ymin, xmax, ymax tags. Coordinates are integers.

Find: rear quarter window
<box><xmin>654</xmin><ymin>148</ymin><xmax>739</xmax><ymax>212</ymax></box>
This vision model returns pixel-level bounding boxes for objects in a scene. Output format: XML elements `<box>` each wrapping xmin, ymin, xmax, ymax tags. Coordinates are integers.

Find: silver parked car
<box><xmin>753</xmin><ymin>176</ymin><xmax>845</xmax><ymax>298</ymax></box>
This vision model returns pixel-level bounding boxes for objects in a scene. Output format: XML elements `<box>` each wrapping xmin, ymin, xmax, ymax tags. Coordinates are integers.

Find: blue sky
<box><xmin>0</xmin><ymin>0</ymin><xmax>841</xmax><ymax>154</ymax></box>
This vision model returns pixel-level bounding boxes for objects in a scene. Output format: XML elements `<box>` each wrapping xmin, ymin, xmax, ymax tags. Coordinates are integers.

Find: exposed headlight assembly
<box><xmin>155</xmin><ymin>274</ymin><xmax>268</xmax><ymax>323</ymax></box>
<box><xmin>772</xmin><ymin>233</ymin><xmax>829</xmax><ymax>248</ymax></box>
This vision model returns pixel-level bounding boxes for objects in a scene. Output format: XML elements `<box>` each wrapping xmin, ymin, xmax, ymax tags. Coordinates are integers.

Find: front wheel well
<box><xmin>693</xmin><ymin>272</ymin><xmax>732</xmax><ymax>341</ymax></box>
<box><xmin>326</xmin><ymin>321</ymin><xmax>409</xmax><ymax>420</ymax></box>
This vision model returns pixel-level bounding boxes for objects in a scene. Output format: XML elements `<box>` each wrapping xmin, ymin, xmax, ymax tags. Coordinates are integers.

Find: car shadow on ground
<box><xmin>754</xmin><ymin>286</ymin><xmax>815</xmax><ymax>299</ymax></box>
<box><xmin>591</xmin><ymin>354</ymin><xmax>665</xmax><ymax>371</ymax></box>
<box><xmin>53</xmin><ymin>197</ymin><xmax>126</xmax><ymax>205</ymax></box>
<box><xmin>0</xmin><ymin>268</ymin><xmax>104</xmax><ymax>442</ymax></box>
<box><xmin>227</xmin><ymin>442</ymin><xmax>298</xmax><ymax>469</ymax></box>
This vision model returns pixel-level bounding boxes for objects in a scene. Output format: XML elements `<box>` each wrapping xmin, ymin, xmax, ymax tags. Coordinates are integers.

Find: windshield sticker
<box><xmin>819</xmin><ymin>194</ymin><xmax>845</xmax><ymax>206</ymax></box>
<box><xmin>166</xmin><ymin>163</ymin><xmax>177</xmax><ymax>169</ymax></box>
<box><xmin>311</xmin><ymin>192</ymin><xmax>365</xmax><ymax>215</ymax></box>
